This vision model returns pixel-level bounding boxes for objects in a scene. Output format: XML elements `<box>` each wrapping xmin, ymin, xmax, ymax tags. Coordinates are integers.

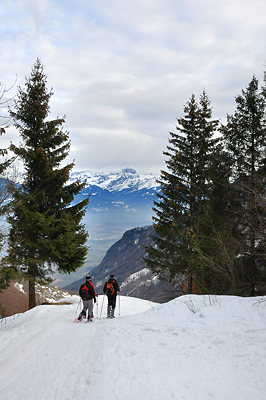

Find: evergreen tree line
<box><xmin>144</xmin><ymin>72</ymin><xmax>266</xmax><ymax>297</ymax></box>
<box><xmin>0</xmin><ymin>60</ymin><xmax>89</xmax><ymax>309</ymax></box>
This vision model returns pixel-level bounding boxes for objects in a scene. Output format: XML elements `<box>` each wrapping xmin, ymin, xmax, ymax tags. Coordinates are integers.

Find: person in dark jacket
<box><xmin>103</xmin><ymin>274</ymin><xmax>120</xmax><ymax>318</ymax></box>
<box><xmin>78</xmin><ymin>275</ymin><xmax>96</xmax><ymax>321</ymax></box>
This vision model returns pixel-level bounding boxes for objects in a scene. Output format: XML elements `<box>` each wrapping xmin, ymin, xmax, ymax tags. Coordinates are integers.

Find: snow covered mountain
<box><xmin>70</xmin><ymin>168</ymin><xmax>159</xmax><ymax>193</ymax></box>
<box><xmin>1</xmin><ymin>295</ymin><xmax>266</xmax><ymax>400</ymax></box>
<box><xmin>55</xmin><ymin>169</ymin><xmax>160</xmax><ymax>287</ymax></box>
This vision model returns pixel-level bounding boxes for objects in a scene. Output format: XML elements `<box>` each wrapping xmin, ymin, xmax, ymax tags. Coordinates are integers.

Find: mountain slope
<box><xmin>54</xmin><ymin>168</ymin><xmax>159</xmax><ymax>287</ymax></box>
<box><xmin>64</xmin><ymin>225</ymin><xmax>177</xmax><ymax>302</ymax></box>
<box><xmin>1</xmin><ymin>295</ymin><xmax>265</xmax><ymax>400</ymax></box>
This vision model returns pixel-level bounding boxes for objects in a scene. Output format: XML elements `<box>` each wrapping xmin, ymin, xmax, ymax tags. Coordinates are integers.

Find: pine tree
<box><xmin>221</xmin><ymin>75</ymin><xmax>266</xmax><ymax>295</ymax></box>
<box><xmin>7</xmin><ymin>59</ymin><xmax>89</xmax><ymax>308</ymax></box>
<box><xmin>144</xmin><ymin>91</ymin><xmax>220</xmax><ymax>293</ymax></box>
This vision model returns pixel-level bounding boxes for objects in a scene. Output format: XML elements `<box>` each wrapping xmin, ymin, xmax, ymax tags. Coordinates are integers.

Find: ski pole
<box><xmin>96</xmin><ymin>297</ymin><xmax>99</xmax><ymax>318</ymax></box>
<box><xmin>119</xmin><ymin>295</ymin><xmax>121</xmax><ymax>316</ymax></box>
<box><xmin>100</xmin><ymin>295</ymin><xmax>105</xmax><ymax>319</ymax></box>
<box><xmin>75</xmin><ymin>298</ymin><xmax>81</xmax><ymax>313</ymax></box>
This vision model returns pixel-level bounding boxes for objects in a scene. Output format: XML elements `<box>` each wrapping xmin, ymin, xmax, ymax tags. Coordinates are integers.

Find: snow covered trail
<box><xmin>0</xmin><ymin>295</ymin><xmax>266</xmax><ymax>400</ymax></box>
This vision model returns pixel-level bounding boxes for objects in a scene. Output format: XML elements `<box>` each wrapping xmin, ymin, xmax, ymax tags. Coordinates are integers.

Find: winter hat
<box><xmin>110</xmin><ymin>274</ymin><xmax>114</xmax><ymax>279</ymax></box>
<box><xmin>86</xmin><ymin>275</ymin><xmax>91</xmax><ymax>281</ymax></box>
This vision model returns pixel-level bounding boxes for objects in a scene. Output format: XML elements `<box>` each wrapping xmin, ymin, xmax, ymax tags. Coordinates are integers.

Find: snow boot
<box><xmin>107</xmin><ymin>305</ymin><xmax>112</xmax><ymax>317</ymax></box>
<box><xmin>78</xmin><ymin>311</ymin><xmax>85</xmax><ymax>320</ymax></box>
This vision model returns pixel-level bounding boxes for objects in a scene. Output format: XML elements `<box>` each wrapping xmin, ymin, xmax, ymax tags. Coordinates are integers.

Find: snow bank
<box><xmin>0</xmin><ymin>295</ymin><xmax>265</xmax><ymax>400</ymax></box>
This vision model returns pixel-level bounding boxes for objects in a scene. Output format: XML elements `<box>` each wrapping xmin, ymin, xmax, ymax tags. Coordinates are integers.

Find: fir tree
<box><xmin>7</xmin><ymin>59</ymin><xmax>89</xmax><ymax>308</ymax></box>
<box><xmin>221</xmin><ymin>75</ymin><xmax>266</xmax><ymax>295</ymax></box>
<box><xmin>144</xmin><ymin>91</ymin><xmax>220</xmax><ymax>293</ymax></box>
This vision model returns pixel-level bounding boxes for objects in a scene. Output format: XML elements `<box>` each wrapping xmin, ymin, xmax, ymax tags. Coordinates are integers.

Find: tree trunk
<box><xmin>28</xmin><ymin>279</ymin><xmax>36</xmax><ymax>309</ymax></box>
<box><xmin>249</xmin><ymin>241</ymin><xmax>256</xmax><ymax>297</ymax></box>
<box><xmin>188</xmin><ymin>272</ymin><xmax>193</xmax><ymax>294</ymax></box>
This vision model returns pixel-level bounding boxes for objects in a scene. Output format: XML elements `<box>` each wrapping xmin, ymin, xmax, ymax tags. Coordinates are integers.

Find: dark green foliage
<box><xmin>194</xmin><ymin>147</ymin><xmax>246</xmax><ymax>295</ymax></box>
<box><xmin>221</xmin><ymin>75</ymin><xmax>266</xmax><ymax>295</ymax></box>
<box><xmin>6</xmin><ymin>59</ymin><xmax>89</xmax><ymax>307</ymax></box>
<box><xmin>144</xmin><ymin>91</ymin><xmax>220</xmax><ymax>292</ymax></box>
<box><xmin>0</xmin><ymin>265</ymin><xmax>18</xmax><ymax>292</ymax></box>
<box><xmin>145</xmin><ymin>73</ymin><xmax>266</xmax><ymax>297</ymax></box>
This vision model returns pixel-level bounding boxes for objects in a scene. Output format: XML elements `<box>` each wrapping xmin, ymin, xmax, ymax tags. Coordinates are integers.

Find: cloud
<box><xmin>0</xmin><ymin>0</ymin><xmax>265</xmax><ymax>174</ymax></box>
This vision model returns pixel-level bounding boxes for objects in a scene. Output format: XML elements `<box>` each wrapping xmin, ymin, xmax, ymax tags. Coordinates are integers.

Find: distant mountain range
<box><xmin>54</xmin><ymin>168</ymin><xmax>160</xmax><ymax>287</ymax></box>
<box><xmin>70</xmin><ymin>168</ymin><xmax>158</xmax><ymax>193</ymax></box>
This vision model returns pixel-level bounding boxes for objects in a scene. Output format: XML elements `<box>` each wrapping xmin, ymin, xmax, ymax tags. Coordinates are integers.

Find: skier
<box><xmin>103</xmin><ymin>273</ymin><xmax>120</xmax><ymax>318</ymax></box>
<box><xmin>78</xmin><ymin>275</ymin><xmax>96</xmax><ymax>321</ymax></box>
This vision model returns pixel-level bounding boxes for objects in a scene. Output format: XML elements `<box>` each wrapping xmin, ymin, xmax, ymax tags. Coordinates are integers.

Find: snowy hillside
<box><xmin>1</xmin><ymin>295</ymin><xmax>266</xmax><ymax>400</ymax></box>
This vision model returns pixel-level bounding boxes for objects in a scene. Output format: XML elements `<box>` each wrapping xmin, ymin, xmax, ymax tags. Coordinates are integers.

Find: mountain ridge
<box><xmin>70</xmin><ymin>168</ymin><xmax>159</xmax><ymax>194</ymax></box>
<box><xmin>64</xmin><ymin>225</ymin><xmax>180</xmax><ymax>303</ymax></box>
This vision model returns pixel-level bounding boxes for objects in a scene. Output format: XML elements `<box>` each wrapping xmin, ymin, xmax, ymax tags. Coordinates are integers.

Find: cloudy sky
<box><xmin>0</xmin><ymin>0</ymin><xmax>265</xmax><ymax>175</ymax></box>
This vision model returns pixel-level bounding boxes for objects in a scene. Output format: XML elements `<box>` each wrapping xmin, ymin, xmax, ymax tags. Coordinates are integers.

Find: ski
<box><xmin>74</xmin><ymin>317</ymin><xmax>94</xmax><ymax>323</ymax></box>
<box><xmin>74</xmin><ymin>318</ymin><xmax>83</xmax><ymax>323</ymax></box>
<box><xmin>74</xmin><ymin>318</ymin><xmax>87</xmax><ymax>323</ymax></box>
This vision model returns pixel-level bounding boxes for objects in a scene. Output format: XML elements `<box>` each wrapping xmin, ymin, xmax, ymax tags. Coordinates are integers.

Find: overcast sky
<box><xmin>0</xmin><ymin>0</ymin><xmax>265</xmax><ymax>175</ymax></box>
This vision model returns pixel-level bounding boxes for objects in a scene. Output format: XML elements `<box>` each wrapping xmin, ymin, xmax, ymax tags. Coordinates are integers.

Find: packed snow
<box><xmin>0</xmin><ymin>294</ymin><xmax>266</xmax><ymax>400</ymax></box>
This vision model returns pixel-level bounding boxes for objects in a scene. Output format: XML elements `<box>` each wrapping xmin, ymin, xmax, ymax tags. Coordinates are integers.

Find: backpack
<box><xmin>106</xmin><ymin>281</ymin><xmax>115</xmax><ymax>295</ymax></box>
<box><xmin>81</xmin><ymin>285</ymin><xmax>89</xmax><ymax>300</ymax></box>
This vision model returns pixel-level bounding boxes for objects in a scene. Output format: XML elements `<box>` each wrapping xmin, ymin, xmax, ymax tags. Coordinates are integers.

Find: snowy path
<box><xmin>0</xmin><ymin>295</ymin><xmax>266</xmax><ymax>400</ymax></box>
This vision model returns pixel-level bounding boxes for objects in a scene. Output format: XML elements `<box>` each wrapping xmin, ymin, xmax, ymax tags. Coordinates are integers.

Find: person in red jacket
<box><xmin>103</xmin><ymin>274</ymin><xmax>120</xmax><ymax>318</ymax></box>
<box><xmin>78</xmin><ymin>275</ymin><xmax>96</xmax><ymax>321</ymax></box>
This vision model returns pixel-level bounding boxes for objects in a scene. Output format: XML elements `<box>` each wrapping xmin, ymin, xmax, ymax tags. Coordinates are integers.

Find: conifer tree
<box><xmin>7</xmin><ymin>59</ymin><xmax>89</xmax><ymax>308</ymax></box>
<box><xmin>144</xmin><ymin>91</ymin><xmax>220</xmax><ymax>293</ymax></box>
<box><xmin>221</xmin><ymin>75</ymin><xmax>266</xmax><ymax>295</ymax></box>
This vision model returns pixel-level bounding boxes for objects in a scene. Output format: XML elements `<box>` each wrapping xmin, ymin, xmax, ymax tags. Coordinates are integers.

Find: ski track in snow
<box><xmin>0</xmin><ymin>295</ymin><xmax>266</xmax><ymax>400</ymax></box>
